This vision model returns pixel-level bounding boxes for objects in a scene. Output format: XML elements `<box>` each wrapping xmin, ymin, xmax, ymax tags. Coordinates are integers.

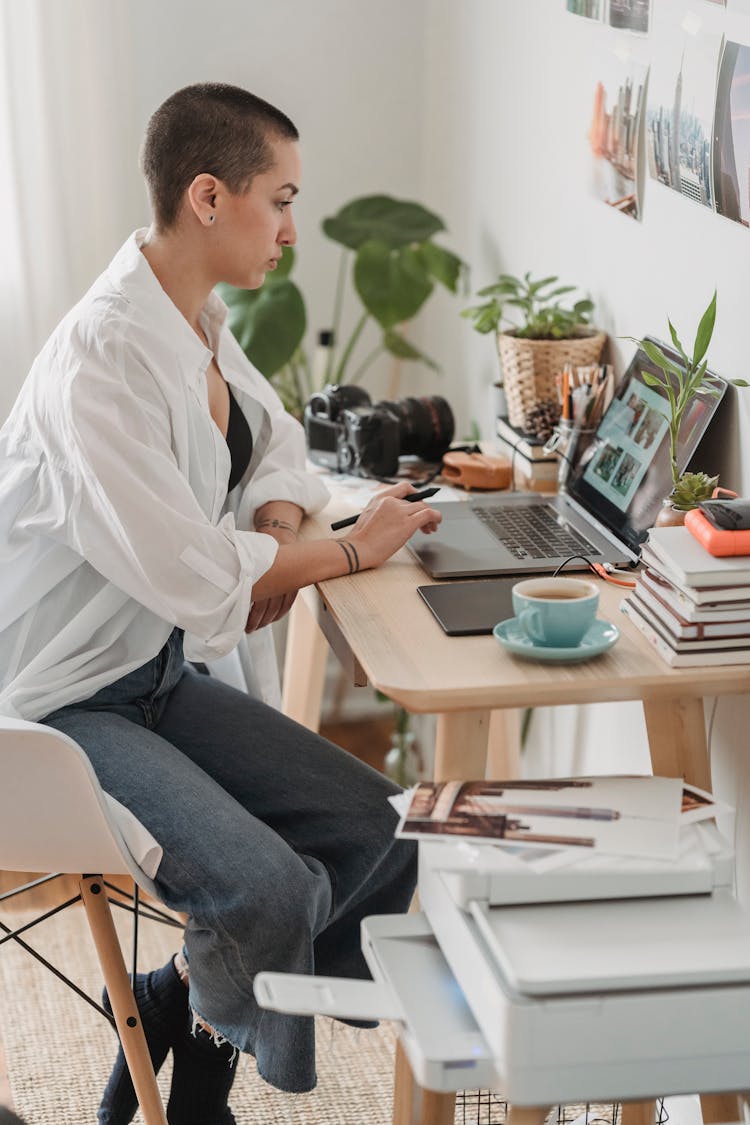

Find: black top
<box><xmin>226</xmin><ymin>386</ymin><xmax>253</xmax><ymax>491</ymax></box>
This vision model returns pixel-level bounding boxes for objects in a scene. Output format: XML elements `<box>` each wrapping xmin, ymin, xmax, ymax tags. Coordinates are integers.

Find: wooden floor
<box><xmin>0</xmin><ymin>716</ymin><xmax>394</xmax><ymax>1115</ymax></box>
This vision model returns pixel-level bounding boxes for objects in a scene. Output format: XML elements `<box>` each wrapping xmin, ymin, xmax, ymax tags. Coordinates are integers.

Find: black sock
<box><xmin>166</xmin><ymin>1019</ymin><xmax>237</xmax><ymax>1125</ymax></box>
<box><xmin>98</xmin><ymin>957</ymin><xmax>188</xmax><ymax>1125</ymax></box>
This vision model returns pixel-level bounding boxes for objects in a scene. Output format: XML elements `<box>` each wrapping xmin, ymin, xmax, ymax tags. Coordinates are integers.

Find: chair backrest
<box><xmin>0</xmin><ymin>717</ymin><xmax>151</xmax><ymax>887</ymax></box>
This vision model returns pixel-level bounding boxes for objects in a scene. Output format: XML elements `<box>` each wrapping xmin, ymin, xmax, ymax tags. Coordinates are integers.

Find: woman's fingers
<box><xmin>245</xmin><ymin>591</ymin><xmax>298</xmax><ymax>633</ymax></box>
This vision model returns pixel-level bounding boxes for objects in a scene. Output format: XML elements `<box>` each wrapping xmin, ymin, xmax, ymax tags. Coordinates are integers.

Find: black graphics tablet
<box><xmin>417</xmin><ymin>578</ymin><xmax>517</xmax><ymax>636</ymax></box>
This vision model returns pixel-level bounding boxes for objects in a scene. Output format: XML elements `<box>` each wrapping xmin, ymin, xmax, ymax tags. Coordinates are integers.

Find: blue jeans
<box><xmin>42</xmin><ymin>628</ymin><xmax>416</xmax><ymax>1092</ymax></box>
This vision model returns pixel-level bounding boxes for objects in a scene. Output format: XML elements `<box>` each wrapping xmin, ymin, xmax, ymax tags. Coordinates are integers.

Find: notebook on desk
<box><xmin>409</xmin><ymin>339</ymin><xmax>727</xmax><ymax>579</ymax></box>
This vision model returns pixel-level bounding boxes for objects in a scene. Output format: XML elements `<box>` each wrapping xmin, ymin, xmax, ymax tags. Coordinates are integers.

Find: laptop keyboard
<box><xmin>471</xmin><ymin>503</ymin><xmax>601</xmax><ymax>561</ymax></box>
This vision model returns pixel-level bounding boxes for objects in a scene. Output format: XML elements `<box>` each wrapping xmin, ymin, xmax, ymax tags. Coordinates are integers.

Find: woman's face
<box><xmin>215</xmin><ymin>138</ymin><xmax>301</xmax><ymax>289</ymax></box>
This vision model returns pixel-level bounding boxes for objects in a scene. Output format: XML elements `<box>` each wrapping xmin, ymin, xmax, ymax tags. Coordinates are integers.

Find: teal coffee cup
<box><xmin>512</xmin><ymin>577</ymin><xmax>599</xmax><ymax>648</ymax></box>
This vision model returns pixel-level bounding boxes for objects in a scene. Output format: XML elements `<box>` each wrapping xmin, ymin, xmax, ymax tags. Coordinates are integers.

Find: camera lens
<box><xmin>377</xmin><ymin>396</ymin><xmax>455</xmax><ymax>463</ymax></box>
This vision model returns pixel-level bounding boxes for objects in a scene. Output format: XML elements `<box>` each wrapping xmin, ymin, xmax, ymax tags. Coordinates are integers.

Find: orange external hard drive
<box><xmin>684</xmin><ymin>508</ymin><xmax>750</xmax><ymax>557</ymax></box>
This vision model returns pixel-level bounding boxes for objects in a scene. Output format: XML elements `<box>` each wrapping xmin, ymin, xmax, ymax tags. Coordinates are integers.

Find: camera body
<box><xmin>304</xmin><ymin>384</ymin><xmax>454</xmax><ymax>478</ymax></box>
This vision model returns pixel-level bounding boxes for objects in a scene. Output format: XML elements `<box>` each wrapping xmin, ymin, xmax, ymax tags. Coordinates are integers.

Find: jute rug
<box><xmin>0</xmin><ymin>896</ymin><xmax>616</xmax><ymax>1125</ymax></box>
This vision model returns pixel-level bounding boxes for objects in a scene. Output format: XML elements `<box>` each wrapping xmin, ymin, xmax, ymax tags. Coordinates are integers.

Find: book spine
<box><xmin>620</xmin><ymin>598</ymin><xmax>680</xmax><ymax>666</ymax></box>
<box><xmin>622</xmin><ymin>597</ymin><xmax>750</xmax><ymax>665</ymax></box>
<box><xmin>634</xmin><ymin>584</ymin><xmax>697</xmax><ymax>638</ymax></box>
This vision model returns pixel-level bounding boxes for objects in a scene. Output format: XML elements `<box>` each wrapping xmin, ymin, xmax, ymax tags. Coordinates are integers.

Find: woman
<box><xmin>0</xmin><ymin>83</ymin><xmax>440</xmax><ymax>1123</ymax></box>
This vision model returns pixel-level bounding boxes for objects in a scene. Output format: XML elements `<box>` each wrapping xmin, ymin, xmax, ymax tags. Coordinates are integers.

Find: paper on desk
<box><xmin>394</xmin><ymin>775</ymin><xmax>690</xmax><ymax>860</ymax></box>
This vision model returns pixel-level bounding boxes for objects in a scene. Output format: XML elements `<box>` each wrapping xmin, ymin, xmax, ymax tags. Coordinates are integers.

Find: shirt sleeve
<box><xmin>58</xmin><ymin>330</ymin><xmax>277</xmax><ymax>657</ymax></box>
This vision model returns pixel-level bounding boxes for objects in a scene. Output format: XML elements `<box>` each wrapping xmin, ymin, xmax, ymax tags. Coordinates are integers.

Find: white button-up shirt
<box><xmin>0</xmin><ymin>231</ymin><xmax>329</xmax><ymax>722</ymax></box>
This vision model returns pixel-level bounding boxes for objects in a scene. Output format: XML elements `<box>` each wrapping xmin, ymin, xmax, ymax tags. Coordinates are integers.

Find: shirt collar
<box><xmin>106</xmin><ymin>230</ymin><xmax>229</xmax><ymax>384</ymax></box>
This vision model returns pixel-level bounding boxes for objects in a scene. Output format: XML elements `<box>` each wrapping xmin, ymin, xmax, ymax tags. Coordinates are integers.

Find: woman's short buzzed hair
<box><xmin>141</xmin><ymin>83</ymin><xmax>298</xmax><ymax>230</ymax></box>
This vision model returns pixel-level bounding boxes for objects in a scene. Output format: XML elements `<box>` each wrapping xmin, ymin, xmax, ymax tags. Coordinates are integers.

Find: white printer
<box><xmin>255</xmin><ymin>819</ymin><xmax>750</xmax><ymax>1104</ymax></box>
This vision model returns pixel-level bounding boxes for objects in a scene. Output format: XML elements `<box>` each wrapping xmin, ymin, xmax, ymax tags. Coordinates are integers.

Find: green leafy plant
<box><xmin>461</xmin><ymin>272</ymin><xmax>594</xmax><ymax>340</ymax></box>
<box><xmin>628</xmin><ymin>292</ymin><xmax>748</xmax><ymax>499</ymax></box>
<box><xmin>219</xmin><ymin>194</ymin><xmax>466</xmax><ymax>417</ymax></box>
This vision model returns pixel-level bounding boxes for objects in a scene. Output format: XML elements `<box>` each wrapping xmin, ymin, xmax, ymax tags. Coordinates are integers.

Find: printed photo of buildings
<box><xmin>608</xmin><ymin>0</ymin><xmax>651</xmax><ymax>33</ymax></box>
<box><xmin>646</xmin><ymin>33</ymin><xmax>722</xmax><ymax>210</ymax></box>
<box><xmin>714</xmin><ymin>40</ymin><xmax>750</xmax><ymax>226</ymax></box>
<box><xmin>588</xmin><ymin>58</ymin><xmax>649</xmax><ymax>219</ymax></box>
<box><xmin>566</xmin><ymin>0</ymin><xmax>602</xmax><ymax>18</ymax></box>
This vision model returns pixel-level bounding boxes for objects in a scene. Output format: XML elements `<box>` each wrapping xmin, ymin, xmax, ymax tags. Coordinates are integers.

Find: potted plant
<box><xmin>461</xmin><ymin>271</ymin><xmax>606</xmax><ymax>429</ymax></box>
<box><xmin>629</xmin><ymin>292</ymin><xmax>748</xmax><ymax>526</ymax></box>
<box><xmin>218</xmin><ymin>194</ymin><xmax>465</xmax><ymax>418</ymax></box>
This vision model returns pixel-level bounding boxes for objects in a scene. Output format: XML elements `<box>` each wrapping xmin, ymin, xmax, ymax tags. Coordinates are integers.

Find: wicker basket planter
<box><xmin>498</xmin><ymin>327</ymin><xmax>607</xmax><ymax>428</ymax></box>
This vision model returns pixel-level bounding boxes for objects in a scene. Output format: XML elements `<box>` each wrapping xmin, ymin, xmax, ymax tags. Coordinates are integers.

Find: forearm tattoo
<box><xmin>256</xmin><ymin>518</ymin><xmax>298</xmax><ymax>536</ymax></box>
<box><xmin>337</xmin><ymin>539</ymin><xmax>361</xmax><ymax>574</ymax></box>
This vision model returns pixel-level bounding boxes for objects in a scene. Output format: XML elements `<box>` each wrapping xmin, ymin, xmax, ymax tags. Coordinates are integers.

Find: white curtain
<box><xmin>0</xmin><ymin>0</ymin><xmax>143</xmax><ymax>422</ymax></box>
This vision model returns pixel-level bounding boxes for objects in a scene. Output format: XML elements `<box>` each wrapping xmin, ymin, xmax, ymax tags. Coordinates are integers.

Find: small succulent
<box><xmin>670</xmin><ymin>471</ymin><xmax>719</xmax><ymax>512</ymax></box>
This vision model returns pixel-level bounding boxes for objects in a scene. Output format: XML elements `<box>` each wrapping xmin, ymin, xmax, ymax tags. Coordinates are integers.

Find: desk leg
<box><xmin>700</xmin><ymin>1093</ymin><xmax>745</xmax><ymax>1124</ymax></box>
<box><xmin>281</xmin><ymin>593</ymin><xmax>327</xmax><ymax>732</ymax></box>
<box><xmin>642</xmin><ymin>700</ymin><xmax>744</xmax><ymax>1125</ymax></box>
<box><xmin>434</xmin><ymin>710</ymin><xmax>492</xmax><ymax>781</ymax></box>
<box><xmin>506</xmin><ymin>1107</ymin><xmax>549</xmax><ymax>1125</ymax></box>
<box><xmin>641</xmin><ymin>695</ymin><xmax>710</xmax><ymax>790</ymax></box>
<box><xmin>392</xmin><ymin>1040</ymin><xmax>455</xmax><ymax>1125</ymax></box>
<box><xmin>486</xmin><ymin>709</ymin><xmax>522</xmax><ymax>779</ymax></box>
<box><xmin>621</xmin><ymin>1100</ymin><xmax>657</xmax><ymax>1125</ymax></box>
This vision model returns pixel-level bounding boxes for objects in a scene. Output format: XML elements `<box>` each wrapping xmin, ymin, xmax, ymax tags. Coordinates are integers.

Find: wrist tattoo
<box><xmin>337</xmin><ymin>539</ymin><xmax>361</xmax><ymax>574</ymax></box>
<box><xmin>256</xmin><ymin>518</ymin><xmax>298</xmax><ymax>536</ymax></box>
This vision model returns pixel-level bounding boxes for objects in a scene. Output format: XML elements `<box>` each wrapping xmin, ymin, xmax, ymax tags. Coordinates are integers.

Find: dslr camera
<box><xmin>304</xmin><ymin>384</ymin><xmax>455</xmax><ymax>478</ymax></box>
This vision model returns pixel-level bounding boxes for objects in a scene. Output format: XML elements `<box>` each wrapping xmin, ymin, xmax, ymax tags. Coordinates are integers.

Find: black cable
<box><xmin>552</xmin><ymin>554</ymin><xmax>600</xmax><ymax>579</ymax></box>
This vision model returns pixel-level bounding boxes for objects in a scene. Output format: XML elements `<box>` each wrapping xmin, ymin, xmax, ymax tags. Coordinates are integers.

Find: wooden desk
<box><xmin>282</xmin><ymin>505</ymin><xmax>750</xmax><ymax>1125</ymax></box>
<box><xmin>283</xmin><ymin>508</ymin><xmax>750</xmax><ymax>791</ymax></box>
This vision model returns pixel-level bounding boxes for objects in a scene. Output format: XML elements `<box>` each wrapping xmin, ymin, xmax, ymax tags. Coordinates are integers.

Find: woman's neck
<box><xmin>140</xmin><ymin>226</ymin><xmax>213</xmax><ymax>338</ymax></box>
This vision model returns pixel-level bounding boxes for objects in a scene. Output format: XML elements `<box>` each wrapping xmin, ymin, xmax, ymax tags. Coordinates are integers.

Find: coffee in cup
<box><xmin>512</xmin><ymin>577</ymin><xmax>599</xmax><ymax>647</ymax></box>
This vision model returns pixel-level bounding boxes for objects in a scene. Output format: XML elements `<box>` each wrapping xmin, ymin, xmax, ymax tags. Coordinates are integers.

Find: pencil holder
<box><xmin>547</xmin><ymin>421</ymin><xmax>597</xmax><ymax>492</ymax></box>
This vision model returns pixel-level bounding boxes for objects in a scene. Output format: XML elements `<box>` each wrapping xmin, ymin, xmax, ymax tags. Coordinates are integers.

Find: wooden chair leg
<box><xmin>392</xmin><ymin>1039</ymin><xmax>455</xmax><ymax>1125</ymax></box>
<box><xmin>79</xmin><ymin>875</ymin><xmax>167</xmax><ymax>1125</ymax></box>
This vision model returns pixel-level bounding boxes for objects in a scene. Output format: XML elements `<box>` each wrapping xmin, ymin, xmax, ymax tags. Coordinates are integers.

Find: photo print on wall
<box><xmin>567</xmin><ymin>0</ymin><xmax>603</xmax><ymax>18</ymax></box>
<box><xmin>608</xmin><ymin>0</ymin><xmax>651</xmax><ymax>34</ymax></box>
<box><xmin>646</xmin><ymin>29</ymin><xmax>723</xmax><ymax>210</ymax></box>
<box><xmin>589</xmin><ymin>54</ymin><xmax>649</xmax><ymax>219</ymax></box>
<box><xmin>714</xmin><ymin>40</ymin><xmax>750</xmax><ymax>226</ymax></box>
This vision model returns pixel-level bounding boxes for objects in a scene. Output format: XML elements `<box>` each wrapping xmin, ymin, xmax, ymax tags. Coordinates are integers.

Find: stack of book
<box><xmin>621</xmin><ymin>525</ymin><xmax>750</xmax><ymax>666</ymax></box>
<box><xmin>495</xmin><ymin>416</ymin><xmax>558</xmax><ymax>492</ymax></box>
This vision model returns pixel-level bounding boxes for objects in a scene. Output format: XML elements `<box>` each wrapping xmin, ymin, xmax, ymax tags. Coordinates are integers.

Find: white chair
<box><xmin>0</xmin><ymin>716</ymin><xmax>173</xmax><ymax>1125</ymax></box>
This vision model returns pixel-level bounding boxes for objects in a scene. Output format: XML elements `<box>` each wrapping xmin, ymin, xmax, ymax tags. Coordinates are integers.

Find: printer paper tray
<box><xmin>255</xmin><ymin>912</ymin><xmax>499</xmax><ymax>1093</ymax></box>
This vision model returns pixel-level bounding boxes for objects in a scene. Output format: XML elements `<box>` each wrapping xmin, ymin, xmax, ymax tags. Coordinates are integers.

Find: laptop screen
<box><xmin>565</xmin><ymin>338</ymin><xmax>727</xmax><ymax>555</ymax></box>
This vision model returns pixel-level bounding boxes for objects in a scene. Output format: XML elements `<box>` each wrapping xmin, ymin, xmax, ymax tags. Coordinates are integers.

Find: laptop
<box><xmin>409</xmin><ymin>338</ymin><xmax>728</xmax><ymax>579</ymax></box>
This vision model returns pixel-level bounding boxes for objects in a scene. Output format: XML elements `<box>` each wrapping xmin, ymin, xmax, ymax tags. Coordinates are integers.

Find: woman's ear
<box><xmin>187</xmin><ymin>173</ymin><xmax>220</xmax><ymax>227</ymax></box>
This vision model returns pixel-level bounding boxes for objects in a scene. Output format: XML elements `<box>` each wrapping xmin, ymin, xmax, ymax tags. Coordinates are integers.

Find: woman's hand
<box><xmin>245</xmin><ymin>591</ymin><xmax>297</xmax><ymax>633</ymax></box>
<box><xmin>345</xmin><ymin>482</ymin><xmax>442</xmax><ymax>570</ymax></box>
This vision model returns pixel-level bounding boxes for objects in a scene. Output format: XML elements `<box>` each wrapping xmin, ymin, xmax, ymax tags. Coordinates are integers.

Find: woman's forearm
<box><xmin>250</xmin><ymin>485</ymin><xmax>440</xmax><ymax>602</ymax></box>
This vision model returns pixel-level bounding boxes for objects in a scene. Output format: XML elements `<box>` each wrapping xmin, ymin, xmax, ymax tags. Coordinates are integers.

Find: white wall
<box><xmin>418</xmin><ymin>0</ymin><xmax>750</xmax><ymax>898</ymax></box>
<box><xmin>2</xmin><ymin>0</ymin><xmax>428</xmax><ymax>415</ymax></box>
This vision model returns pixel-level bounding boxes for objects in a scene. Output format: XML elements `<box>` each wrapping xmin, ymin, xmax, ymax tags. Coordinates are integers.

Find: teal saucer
<box><xmin>493</xmin><ymin>617</ymin><xmax>620</xmax><ymax>663</ymax></box>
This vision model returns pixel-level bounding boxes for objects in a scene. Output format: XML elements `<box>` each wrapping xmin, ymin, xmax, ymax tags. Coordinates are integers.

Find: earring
<box><xmin>209</xmin><ymin>214</ymin><xmax>215</xmax><ymax>223</ymax></box>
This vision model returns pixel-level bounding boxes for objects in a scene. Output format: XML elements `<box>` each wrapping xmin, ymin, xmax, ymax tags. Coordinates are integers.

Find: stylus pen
<box><xmin>330</xmin><ymin>487</ymin><xmax>440</xmax><ymax>531</ymax></box>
